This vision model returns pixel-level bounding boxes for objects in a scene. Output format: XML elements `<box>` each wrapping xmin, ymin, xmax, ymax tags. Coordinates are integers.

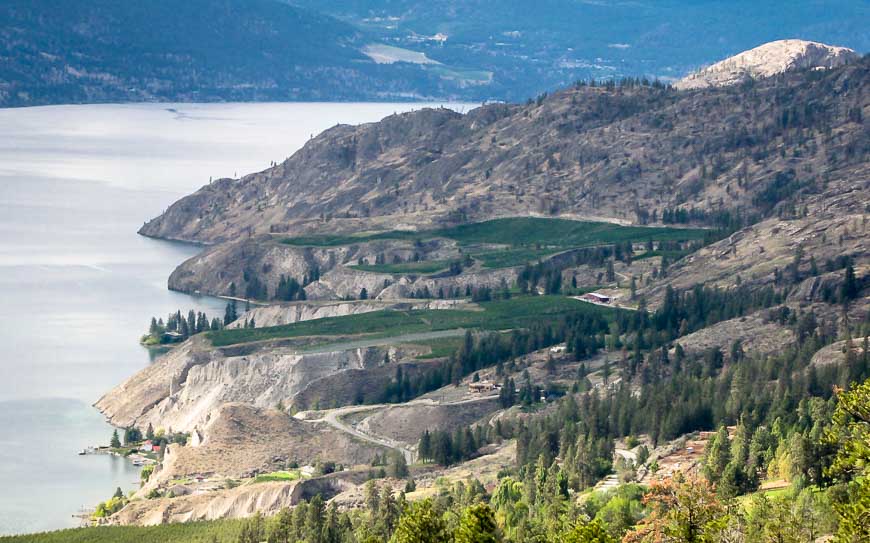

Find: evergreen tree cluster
<box><xmin>418</xmin><ymin>426</ymin><xmax>492</xmax><ymax>466</ymax></box>
<box><xmin>143</xmin><ymin>308</ymin><xmax>222</xmax><ymax>344</ymax></box>
<box><xmin>275</xmin><ymin>274</ymin><xmax>307</xmax><ymax>301</ymax></box>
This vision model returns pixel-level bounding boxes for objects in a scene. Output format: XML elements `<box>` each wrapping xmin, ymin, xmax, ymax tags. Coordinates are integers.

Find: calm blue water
<box><xmin>0</xmin><ymin>102</ymin><xmax>470</xmax><ymax>535</ymax></box>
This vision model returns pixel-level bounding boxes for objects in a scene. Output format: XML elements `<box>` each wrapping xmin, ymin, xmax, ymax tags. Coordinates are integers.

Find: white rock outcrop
<box><xmin>675</xmin><ymin>39</ymin><xmax>858</xmax><ymax>90</ymax></box>
<box><xmin>95</xmin><ymin>336</ymin><xmax>393</xmax><ymax>433</ymax></box>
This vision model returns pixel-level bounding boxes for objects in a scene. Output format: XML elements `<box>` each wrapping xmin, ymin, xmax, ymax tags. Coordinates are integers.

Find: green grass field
<box><xmin>250</xmin><ymin>470</ymin><xmax>301</xmax><ymax>484</ymax></box>
<box><xmin>0</xmin><ymin>520</ymin><xmax>244</xmax><ymax>543</ymax></box>
<box><xmin>281</xmin><ymin>217</ymin><xmax>707</xmax><ymax>269</ymax></box>
<box><xmin>472</xmin><ymin>247</ymin><xmax>563</xmax><ymax>268</ymax></box>
<box><xmin>407</xmin><ymin>336</ymin><xmax>467</xmax><ymax>359</ymax></box>
<box><xmin>282</xmin><ymin>217</ymin><xmax>707</xmax><ymax>249</ymax></box>
<box><xmin>209</xmin><ymin>296</ymin><xmax>611</xmax><ymax>347</ymax></box>
<box><xmin>434</xmin><ymin>217</ymin><xmax>707</xmax><ymax>247</ymax></box>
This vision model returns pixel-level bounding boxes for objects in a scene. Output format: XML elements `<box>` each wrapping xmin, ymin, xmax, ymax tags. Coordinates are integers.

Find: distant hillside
<box><xmin>1</xmin><ymin>0</ymin><xmax>868</xmax><ymax>106</ymax></box>
<box><xmin>0</xmin><ymin>0</ymin><xmax>464</xmax><ymax>107</ymax></box>
<box><xmin>293</xmin><ymin>0</ymin><xmax>870</xmax><ymax>100</ymax></box>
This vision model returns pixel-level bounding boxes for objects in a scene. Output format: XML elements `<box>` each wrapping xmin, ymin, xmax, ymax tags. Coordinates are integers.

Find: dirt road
<box><xmin>296</xmin><ymin>393</ymin><xmax>500</xmax><ymax>464</ymax></box>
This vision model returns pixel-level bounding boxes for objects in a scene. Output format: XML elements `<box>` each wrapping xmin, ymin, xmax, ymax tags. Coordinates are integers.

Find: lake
<box><xmin>0</xmin><ymin>101</ymin><xmax>471</xmax><ymax>535</ymax></box>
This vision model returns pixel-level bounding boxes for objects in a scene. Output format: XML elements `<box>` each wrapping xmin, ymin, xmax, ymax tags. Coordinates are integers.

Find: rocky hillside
<box><xmin>675</xmin><ymin>39</ymin><xmax>859</xmax><ymax>90</ymax></box>
<box><xmin>142</xmin><ymin>54</ymin><xmax>868</xmax><ymax>246</ymax></box>
<box><xmin>638</xmin><ymin>160</ymin><xmax>869</xmax><ymax>302</ymax></box>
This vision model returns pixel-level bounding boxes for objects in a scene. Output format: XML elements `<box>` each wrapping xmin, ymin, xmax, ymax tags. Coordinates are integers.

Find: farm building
<box><xmin>469</xmin><ymin>381</ymin><xmax>499</xmax><ymax>393</ymax></box>
<box><xmin>580</xmin><ymin>292</ymin><xmax>612</xmax><ymax>304</ymax></box>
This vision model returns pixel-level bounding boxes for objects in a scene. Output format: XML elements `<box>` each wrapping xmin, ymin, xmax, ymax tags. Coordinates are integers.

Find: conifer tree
<box><xmin>390</xmin><ymin>499</ymin><xmax>448</xmax><ymax>543</ymax></box>
<box><xmin>455</xmin><ymin>503</ymin><xmax>500</xmax><ymax>543</ymax></box>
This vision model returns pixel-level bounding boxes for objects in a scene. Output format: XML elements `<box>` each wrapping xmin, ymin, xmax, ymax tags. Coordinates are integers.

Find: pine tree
<box><xmin>826</xmin><ymin>379</ymin><xmax>870</xmax><ymax>542</ymax></box>
<box><xmin>224</xmin><ymin>300</ymin><xmax>237</xmax><ymax>326</ymax></box>
<box><xmin>418</xmin><ymin>430</ymin><xmax>432</xmax><ymax>462</ymax></box>
<box><xmin>455</xmin><ymin>503</ymin><xmax>500</xmax><ymax>543</ymax></box>
<box><xmin>237</xmin><ymin>512</ymin><xmax>265</xmax><ymax>543</ymax></box>
<box><xmin>110</xmin><ymin>429</ymin><xmax>121</xmax><ymax>448</ymax></box>
<box><xmin>704</xmin><ymin>426</ymin><xmax>731</xmax><ymax>483</ymax></box>
<box><xmin>387</xmin><ymin>452</ymin><xmax>409</xmax><ymax>478</ymax></box>
<box><xmin>390</xmin><ymin>499</ymin><xmax>448</xmax><ymax>543</ymax></box>
<box><xmin>841</xmin><ymin>263</ymin><xmax>858</xmax><ymax>303</ymax></box>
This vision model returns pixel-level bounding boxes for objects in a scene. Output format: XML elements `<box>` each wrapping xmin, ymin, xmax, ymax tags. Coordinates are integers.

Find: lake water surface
<box><xmin>0</xmin><ymin>101</ymin><xmax>469</xmax><ymax>535</ymax></box>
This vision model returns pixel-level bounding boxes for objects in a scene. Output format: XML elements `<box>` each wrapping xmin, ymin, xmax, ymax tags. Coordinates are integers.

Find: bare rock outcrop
<box><xmin>810</xmin><ymin>336</ymin><xmax>869</xmax><ymax>368</ymax></box>
<box><xmin>166</xmin><ymin>235</ymin><xmax>471</xmax><ymax>300</ymax></box>
<box><xmin>675</xmin><ymin>39</ymin><xmax>858</xmax><ymax>90</ymax></box>
<box><xmin>96</xmin><ymin>339</ymin><xmax>399</xmax><ymax>433</ymax></box>
<box><xmin>669</xmin><ymin>309</ymin><xmax>795</xmax><ymax>362</ymax></box>
<box><xmin>114</xmin><ymin>468</ymin><xmax>370</xmax><ymax>526</ymax></box>
<box><xmin>168</xmin><ymin>233</ymin><xmax>517</xmax><ymax>301</ymax></box>
<box><xmin>112</xmin><ymin>481</ymin><xmax>301</xmax><ymax>526</ymax></box>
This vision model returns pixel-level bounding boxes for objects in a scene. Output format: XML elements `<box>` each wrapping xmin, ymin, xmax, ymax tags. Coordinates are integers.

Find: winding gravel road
<box><xmin>296</xmin><ymin>393</ymin><xmax>500</xmax><ymax>464</ymax></box>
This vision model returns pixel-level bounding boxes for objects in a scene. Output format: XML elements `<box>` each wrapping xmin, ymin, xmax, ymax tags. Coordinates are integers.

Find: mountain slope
<box><xmin>141</xmin><ymin>56</ymin><xmax>869</xmax><ymax>245</ymax></box>
<box><xmin>676</xmin><ymin>39</ymin><xmax>859</xmax><ymax>90</ymax></box>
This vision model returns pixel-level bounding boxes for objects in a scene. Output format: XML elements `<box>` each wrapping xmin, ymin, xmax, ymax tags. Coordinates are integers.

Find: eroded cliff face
<box><xmin>96</xmin><ymin>338</ymin><xmax>399</xmax><ymax>433</ymax></box>
<box><xmin>166</xmin><ymin>235</ymin><xmax>466</xmax><ymax>300</ymax></box>
<box><xmin>167</xmin><ymin>233</ymin><xmax>517</xmax><ymax>301</ymax></box>
<box><xmin>115</xmin><ymin>469</ymin><xmax>367</xmax><ymax>526</ymax></box>
<box><xmin>113</xmin><ymin>481</ymin><xmax>301</xmax><ymax>526</ymax></box>
<box><xmin>108</xmin><ymin>405</ymin><xmax>384</xmax><ymax>526</ymax></box>
<box><xmin>95</xmin><ymin>336</ymin><xmax>213</xmax><ymax>430</ymax></box>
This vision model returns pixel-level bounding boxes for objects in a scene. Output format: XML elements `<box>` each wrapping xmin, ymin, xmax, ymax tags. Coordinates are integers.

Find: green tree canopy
<box><xmin>390</xmin><ymin>499</ymin><xmax>449</xmax><ymax>543</ymax></box>
<box><xmin>455</xmin><ymin>503</ymin><xmax>500</xmax><ymax>543</ymax></box>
